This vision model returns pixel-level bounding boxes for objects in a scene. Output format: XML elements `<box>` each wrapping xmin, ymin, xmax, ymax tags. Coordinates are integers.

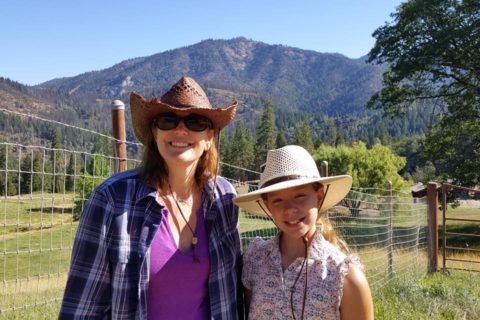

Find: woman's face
<box><xmin>264</xmin><ymin>184</ymin><xmax>324</xmax><ymax>240</ymax></box>
<box><xmin>152</xmin><ymin>113</ymin><xmax>214</xmax><ymax>169</ymax></box>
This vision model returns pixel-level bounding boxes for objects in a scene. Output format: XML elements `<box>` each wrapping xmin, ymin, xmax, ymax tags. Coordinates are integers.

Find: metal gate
<box><xmin>441</xmin><ymin>183</ymin><xmax>480</xmax><ymax>273</ymax></box>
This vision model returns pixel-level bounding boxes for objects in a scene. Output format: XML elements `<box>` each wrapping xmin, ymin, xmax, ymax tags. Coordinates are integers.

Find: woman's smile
<box><xmin>169</xmin><ymin>141</ymin><xmax>193</xmax><ymax>148</ymax></box>
<box><xmin>153</xmin><ymin>120</ymin><xmax>214</xmax><ymax>169</ymax></box>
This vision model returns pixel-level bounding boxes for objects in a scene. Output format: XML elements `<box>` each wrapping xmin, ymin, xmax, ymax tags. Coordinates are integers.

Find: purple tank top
<box><xmin>147</xmin><ymin>206</ymin><xmax>211</xmax><ymax>320</ymax></box>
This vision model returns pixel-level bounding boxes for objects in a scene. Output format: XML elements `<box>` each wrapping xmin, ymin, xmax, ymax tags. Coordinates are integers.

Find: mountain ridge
<box><xmin>35</xmin><ymin>37</ymin><xmax>385</xmax><ymax>116</ymax></box>
<box><xmin>3</xmin><ymin>37</ymin><xmax>430</xmax><ymax>152</ymax></box>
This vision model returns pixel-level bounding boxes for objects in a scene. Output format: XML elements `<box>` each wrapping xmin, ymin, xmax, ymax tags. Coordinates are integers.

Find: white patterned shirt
<box><xmin>243</xmin><ymin>231</ymin><xmax>363</xmax><ymax>320</ymax></box>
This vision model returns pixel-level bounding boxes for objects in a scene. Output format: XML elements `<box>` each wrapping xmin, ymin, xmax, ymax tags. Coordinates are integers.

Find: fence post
<box><xmin>441</xmin><ymin>184</ymin><xmax>450</xmax><ymax>273</ymax></box>
<box><xmin>387</xmin><ymin>180</ymin><xmax>394</xmax><ymax>279</ymax></box>
<box><xmin>320</xmin><ymin>161</ymin><xmax>328</xmax><ymax>177</ymax></box>
<box><xmin>320</xmin><ymin>161</ymin><xmax>329</xmax><ymax>218</ymax></box>
<box><xmin>111</xmin><ymin>100</ymin><xmax>127</xmax><ymax>173</ymax></box>
<box><xmin>426</xmin><ymin>182</ymin><xmax>439</xmax><ymax>273</ymax></box>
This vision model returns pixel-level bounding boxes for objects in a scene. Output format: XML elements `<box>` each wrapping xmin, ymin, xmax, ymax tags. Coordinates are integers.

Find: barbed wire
<box><xmin>0</xmin><ymin>108</ymin><xmax>266</xmax><ymax>176</ymax></box>
<box><xmin>0</xmin><ymin>107</ymin><xmax>142</xmax><ymax>146</ymax></box>
<box><xmin>220</xmin><ymin>161</ymin><xmax>261</xmax><ymax>175</ymax></box>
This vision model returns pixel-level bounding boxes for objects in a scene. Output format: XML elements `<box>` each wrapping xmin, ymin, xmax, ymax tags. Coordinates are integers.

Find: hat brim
<box><xmin>233</xmin><ymin>175</ymin><xmax>352</xmax><ymax>216</ymax></box>
<box><xmin>130</xmin><ymin>92</ymin><xmax>237</xmax><ymax>145</ymax></box>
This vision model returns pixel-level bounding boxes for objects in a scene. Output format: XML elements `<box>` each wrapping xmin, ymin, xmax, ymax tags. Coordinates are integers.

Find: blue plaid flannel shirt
<box><xmin>59</xmin><ymin>168</ymin><xmax>243</xmax><ymax>319</ymax></box>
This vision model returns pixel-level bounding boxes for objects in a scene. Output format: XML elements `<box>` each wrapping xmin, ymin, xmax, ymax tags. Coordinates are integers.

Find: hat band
<box><xmin>261</xmin><ymin>174</ymin><xmax>317</xmax><ymax>188</ymax></box>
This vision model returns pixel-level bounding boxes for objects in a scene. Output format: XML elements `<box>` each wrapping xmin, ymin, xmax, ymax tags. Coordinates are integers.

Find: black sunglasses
<box><xmin>154</xmin><ymin>113</ymin><xmax>213</xmax><ymax>132</ymax></box>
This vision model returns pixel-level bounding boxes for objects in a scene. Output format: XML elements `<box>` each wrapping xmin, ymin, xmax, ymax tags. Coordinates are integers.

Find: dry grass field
<box><xmin>0</xmin><ymin>197</ymin><xmax>478</xmax><ymax>319</ymax></box>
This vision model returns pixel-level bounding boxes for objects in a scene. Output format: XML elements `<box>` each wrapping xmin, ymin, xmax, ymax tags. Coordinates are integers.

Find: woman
<box><xmin>234</xmin><ymin>145</ymin><xmax>373</xmax><ymax>320</ymax></box>
<box><xmin>60</xmin><ymin>76</ymin><xmax>242</xmax><ymax>319</ymax></box>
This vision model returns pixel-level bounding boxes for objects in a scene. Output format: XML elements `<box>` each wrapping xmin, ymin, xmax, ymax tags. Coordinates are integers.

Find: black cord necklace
<box><xmin>290</xmin><ymin>236</ymin><xmax>309</xmax><ymax>320</ymax></box>
<box><xmin>168</xmin><ymin>184</ymin><xmax>199</xmax><ymax>262</ymax></box>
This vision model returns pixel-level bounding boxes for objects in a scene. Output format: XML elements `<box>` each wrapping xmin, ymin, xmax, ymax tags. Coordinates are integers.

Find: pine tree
<box><xmin>325</xmin><ymin>118</ymin><xmax>337</xmax><ymax>146</ymax></box>
<box><xmin>51</xmin><ymin>127</ymin><xmax>62</xmax><ymax>149</ymax></box>
<box><xmin>0</xmin><ymin>144</ymin><xmax>18</xmax><ymax>196</ymax></box>
<box><xmin>50</xmin><ymin>128</ymin><xmax>65</xmax><ymax>193</ymax></box>
<box><xmin>20</xmin><ymin>153</ymin><xmax>33</xmax><ymax>194</ymax></box>
<box><xmin>276</xmin><ymin>132</ymin><xmax>288</xmax><ymax>148</ymax></box>
<box><xmin>293</xmin><ymin>118</ymin><xmax>314</xmax><ymax>152</ymax></box>
<box><xmin>65</xmin><ymin>153</ymin><xmax>77</xmax><ymax>192</ymax></box>
<box><xmin>88</xmin><ymin>132</ymin><xmax>111</xmax><ymax>177</ymax></box>
<box><xmin>20</xmin><ymin>151</ymin><xmax>42</xmax><ymax>194</ymax></box>
<box><xmin>254</xmin><ymin>100</ymin><xmax>277</xmax><ymax>170</ymax></box>
<box><xmin>31</xmin><ymin>151</ymin><xmax>43</xmax><ymax>192</ymax></box>
<box><xmin>223</xmin><ymin>119</ymin><xmax>255</xmax><ymax>181</ymax></box>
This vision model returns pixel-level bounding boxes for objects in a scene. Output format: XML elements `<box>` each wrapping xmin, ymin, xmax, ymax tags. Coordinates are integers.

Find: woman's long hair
<box><xmin>139</xmin><ymin>137</ymin><xmax>219</xmax><ymax>191</ymax></box>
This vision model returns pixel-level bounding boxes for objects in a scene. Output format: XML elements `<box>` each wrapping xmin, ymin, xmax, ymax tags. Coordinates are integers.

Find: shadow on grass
<box><xmin>29</xmin><ymin>207</ymin><xmax>72</xmax><ymax>214</ymax></box>
<box><xmin>336</xmin><ymin>223</ymin><xmax>429</xmax><ymax>248</ymax></box>
<box><xmin>441</xmin><ymin>223</ymin><xmax>480</xmax><ymax>248</ymax></box>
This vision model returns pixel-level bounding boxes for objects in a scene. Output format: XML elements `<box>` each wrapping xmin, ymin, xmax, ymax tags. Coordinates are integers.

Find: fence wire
<box><xmin>235</xmin><ymin>182</ymin><xmax>428</xmax><ymax>293</ymax></box>
<box><xmin>0</xmin><ymin>141</ymin><xmax>429</xmax><ymax>315</ymax></box>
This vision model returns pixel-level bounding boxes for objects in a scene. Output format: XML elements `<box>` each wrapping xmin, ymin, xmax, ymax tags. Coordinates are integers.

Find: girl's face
<box><xmin>152</xmin><ymin>113</ymin><xmax>214</xmax><ymax>169</ymax></box>
<box><xmin>264</xmin><ymin>184</ymin><xmax>324</xmax><ymax>240</ymax></box>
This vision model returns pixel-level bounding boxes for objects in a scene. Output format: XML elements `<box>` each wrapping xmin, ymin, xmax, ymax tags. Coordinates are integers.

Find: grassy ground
<box><xmin>0</xmin><ymin>199</ymin><xmax>478</xmax><ymax>319</ymax></box>
<box><xmin>2</xmin><ymin>269</ymin><xmax>478</xmax><ymax>319</ymax></box>
<box><xmin>374</xmin><ymin>270</ymin><xmax>480</xmax><ymax>319</ymax></box>
<box><xmin>0</xmin><ymin>193</ymin><xmax>74</xmax><ymax>319</ymax></box>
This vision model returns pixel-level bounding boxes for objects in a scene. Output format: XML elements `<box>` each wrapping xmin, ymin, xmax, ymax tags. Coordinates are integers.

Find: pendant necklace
<box><xmin>290</xmin><ymin>235</ymin><xmax>309</xmax><ymax>320</ymax></box>
<box><xmin>168</xmin><ymin>184</ymin><xmax>199</xmax><ymax>262</ymax></box>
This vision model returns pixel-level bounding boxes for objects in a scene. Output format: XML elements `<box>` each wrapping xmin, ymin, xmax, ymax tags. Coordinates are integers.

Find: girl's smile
<box><xmin>264</xmin><ymin>184</ymin><xmax>324</xmax><ymax>240</ymax></box>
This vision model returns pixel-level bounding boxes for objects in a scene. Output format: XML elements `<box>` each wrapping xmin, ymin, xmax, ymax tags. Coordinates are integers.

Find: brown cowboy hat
<box><xmin>130</xmin><ymin>76</ymin><xmax>237</xmax><ymax>145</ymax></box>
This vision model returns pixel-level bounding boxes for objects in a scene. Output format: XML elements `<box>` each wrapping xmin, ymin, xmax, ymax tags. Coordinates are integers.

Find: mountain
<box><xmin>2</xmin><ymin>37</ymin><xmax>431</xmax><ymax>151</ymax></box>
<box><xmin>0</xmin><ymin>77</ymin><xmax>109</xmax><ymax>148</ymax></box>
<box><xmin>0</xmin><ymin>77</ymin><xmax>56</xmax><ymax>115</ymax></box>
<box><xmin>37</xmin><ymin>37</ymin><xmax>385</xmax><ymax>117</ymax></box>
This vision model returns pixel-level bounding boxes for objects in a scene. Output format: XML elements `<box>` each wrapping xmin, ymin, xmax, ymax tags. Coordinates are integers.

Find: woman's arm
<box><xmin>340</xmin><ymin>264</ymin><xmax>374</xmax><ymax>320</ymax></box>
<box><xmin>59</xmin><ymin>189</ymin><xmax>112</xmax><ymax>318</ymax></box>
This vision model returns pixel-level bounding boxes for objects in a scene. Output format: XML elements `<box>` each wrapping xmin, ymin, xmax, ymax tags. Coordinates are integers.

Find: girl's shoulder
<box><xmin>313</xmin><ymin>237</ymin><xmax>365</xmax><ymax>274</ymax></box>
<box><xmin>243</xmin><ymin>236</ymin><xmax>275</xmax><ymax>262</ymax></box>
<box><xmin>342</xmin><ymin>254</ymin><xmax>365</xmax><ymax>275</ymax></box>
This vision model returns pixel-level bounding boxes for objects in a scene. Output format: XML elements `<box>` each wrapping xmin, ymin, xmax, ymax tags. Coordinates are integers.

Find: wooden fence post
<box><xmin>320</xmin><ymin>161</ymin><xmax>329</xmax><ymax>218</ymax></box>
<box><xmin>387</xmin><ymin>180</ymin><xmax>394</xmax><ymax>279</ymax></box>
<box><xmin>320</xmin><ymin>161</ymin><xmax>328</xmax><ymax>177</ymax></box>
<box><xmin>426</xmin><ymin>182</ymin><xmax>439</xmax><ymax>273</ymax></box>
<box><xmin>111</xmin><ymin>100</ymin><xmax>127</xmax><ymax>173</ymax></box>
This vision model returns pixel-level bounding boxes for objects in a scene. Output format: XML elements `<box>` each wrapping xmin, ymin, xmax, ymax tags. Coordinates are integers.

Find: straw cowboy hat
<box><xmin>130</xmin><ymin>76</ymin><xmax>237</xmax><ymax>145</ymax></box>
<box><xmin>234</xmin><ymin>145</ymin><xmax>352</xmax><ymax>216</ymax></box>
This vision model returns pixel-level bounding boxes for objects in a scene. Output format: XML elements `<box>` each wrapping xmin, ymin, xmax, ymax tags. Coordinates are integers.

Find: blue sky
<box><xmin>1</xmin><ymin>0</ymin><xmax>404</xmax><ymax>85</ymax></box>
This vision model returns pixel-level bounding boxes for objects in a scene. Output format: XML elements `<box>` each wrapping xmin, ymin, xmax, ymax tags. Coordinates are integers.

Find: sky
<box><xmin>1</xmin><ymin>0</ymin><xmax>404</xmax><ymax>86</ymax></box>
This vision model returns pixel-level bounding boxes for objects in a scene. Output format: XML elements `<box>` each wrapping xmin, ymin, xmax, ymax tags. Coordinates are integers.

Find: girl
<box><xmin>234</xmin><ymin>145</ymin><xmax>373</xmax><ymax>320</ymax></box>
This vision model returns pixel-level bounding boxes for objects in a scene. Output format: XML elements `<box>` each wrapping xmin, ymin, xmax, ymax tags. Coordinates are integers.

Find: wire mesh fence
<box><xmin>0</xmin><ymin>142</ymin><xmax>141</xmax><ymax>315</ymax></box>
<box><xmin>0</xmin><ymin>141</ymin><xmax>429</xmax><ymax>315</ymax></box>
<box><xmin>0</xmin><ymin>101</ymin><xmax>431</xmax><ymax>315</ymax></box>
<box><xmin>236</xmin><ymin>184</ymin><xmax>428</xmax><ymax>292</ymax></box>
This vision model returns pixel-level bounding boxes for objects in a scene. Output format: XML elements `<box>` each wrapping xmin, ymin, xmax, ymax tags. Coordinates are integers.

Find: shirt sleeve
<box><xmin>340</xmin><ymin>254</ymin><xmax>365</xmax><ymax>278</ymax></box>
<box><xmin>59</xmin><ymin>188</ymin><xmax>113</xmax><ymax>319</ymax></box>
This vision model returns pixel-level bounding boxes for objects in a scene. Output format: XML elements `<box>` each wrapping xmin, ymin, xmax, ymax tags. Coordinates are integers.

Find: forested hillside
<box><xmin>0</xmin><ymin>38</ymin><xmax>440</xmax><ymax>181</ymax></box>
